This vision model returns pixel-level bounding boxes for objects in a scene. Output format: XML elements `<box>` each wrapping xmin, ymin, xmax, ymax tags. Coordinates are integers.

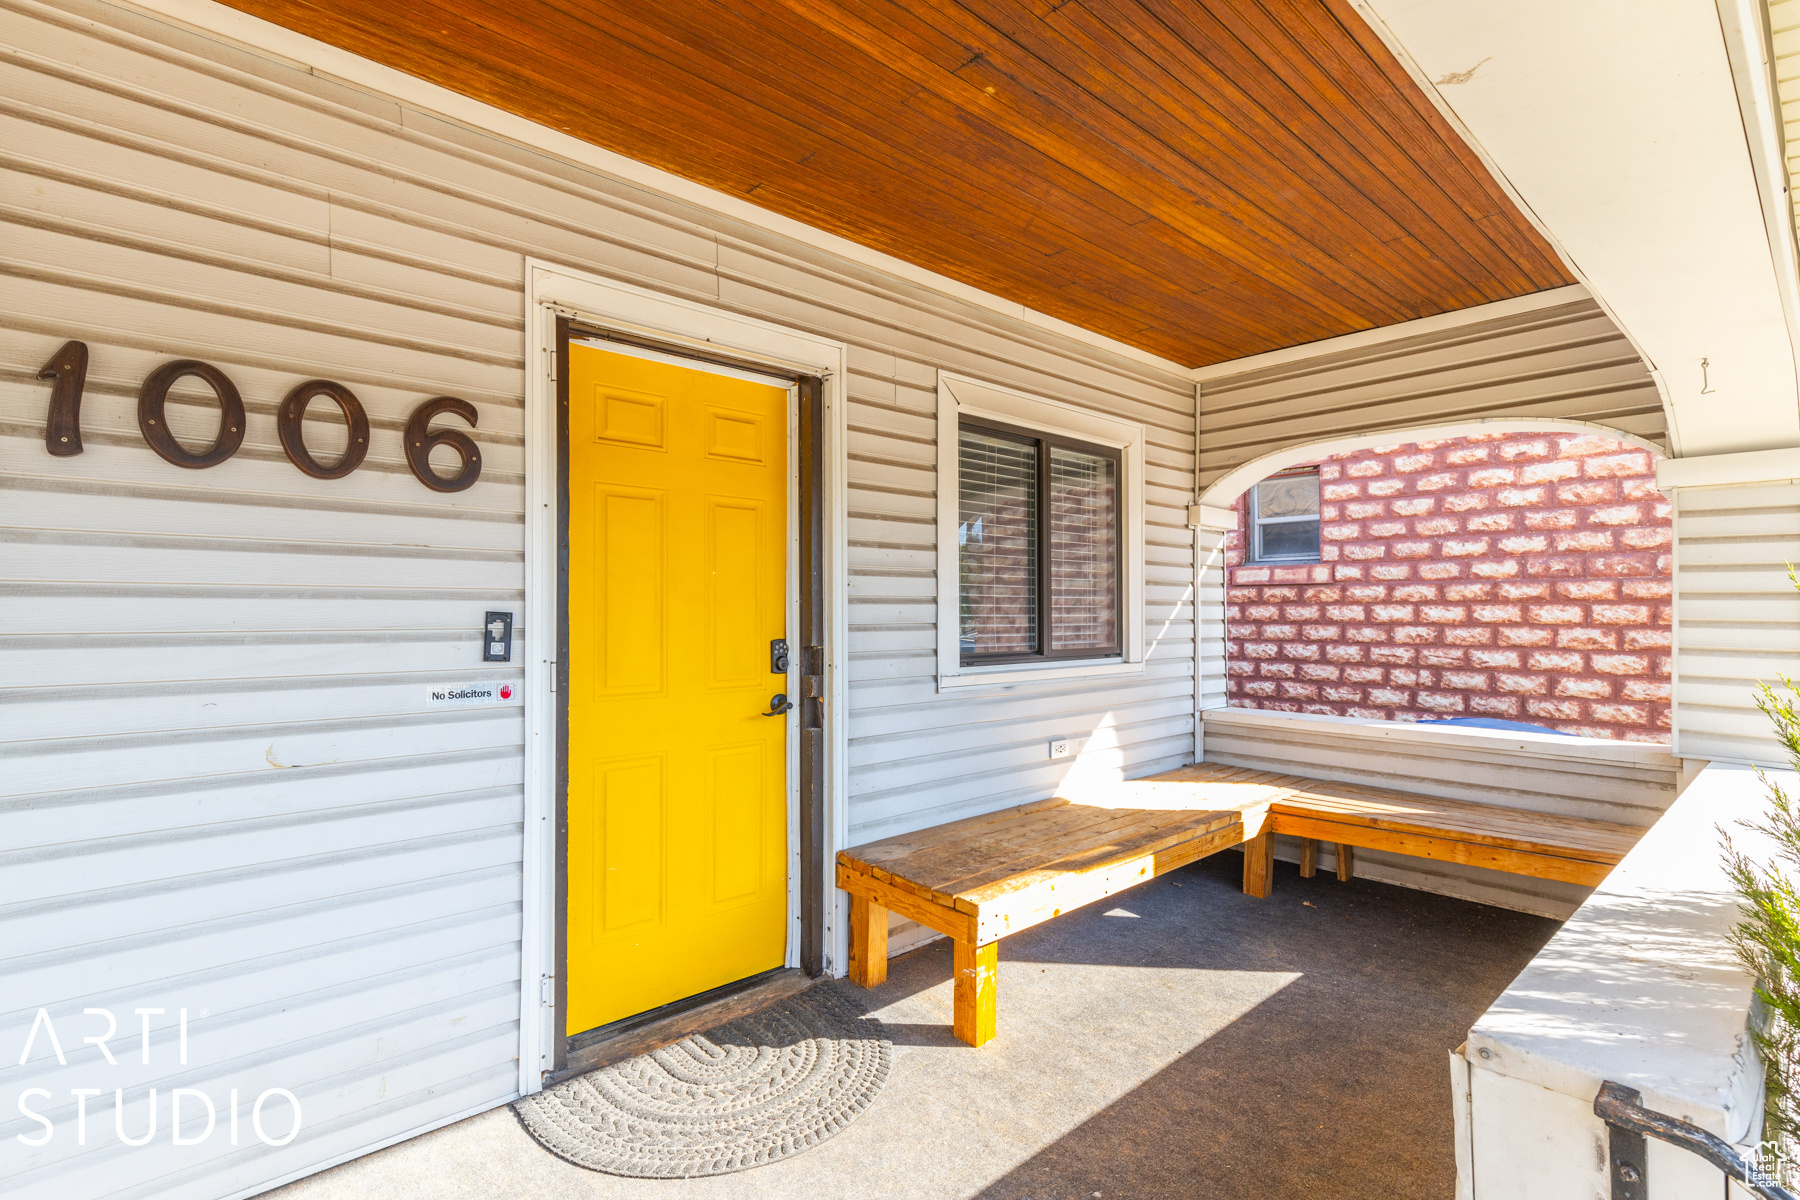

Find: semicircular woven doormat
<box><xmin>513</xmin><ymin>983</ymin><xmax>891</xmax><ymax>1178</ymax></box>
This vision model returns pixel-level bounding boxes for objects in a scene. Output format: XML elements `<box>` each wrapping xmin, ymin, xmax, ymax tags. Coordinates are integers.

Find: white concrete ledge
<box><xmin>1466</xmin><ymin>762</ymin><xmax>1778</xmax><ymax>1155</ymax></box>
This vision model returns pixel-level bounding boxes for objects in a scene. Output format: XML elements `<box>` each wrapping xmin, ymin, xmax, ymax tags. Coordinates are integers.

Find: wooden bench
<box><xmin>1240</xmin><ymin>770</ymin><xmax>1641</xmax><ymax>897</ymax></box>
<box><xmin>836</xmin><ymin>762</ymin><xmax>1645</xmax><ymax>1047</ymax></box>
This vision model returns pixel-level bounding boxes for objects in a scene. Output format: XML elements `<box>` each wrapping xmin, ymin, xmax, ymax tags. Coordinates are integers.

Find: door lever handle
<box><xmin>761</xmin><ymin>693</ymin><xmax>793</xmax><ymax>716</ymax></box>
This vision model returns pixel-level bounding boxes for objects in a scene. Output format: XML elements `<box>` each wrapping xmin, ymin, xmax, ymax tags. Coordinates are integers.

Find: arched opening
<box><xmin>1198</xmin><ymin>417</ymin><xmax>1668</xmax><ymax>511</ymax></box>
<box><xmin>1207</xmin><ymin>424</ymin><xmax>1672</xmax><ymax>742</ymax></box>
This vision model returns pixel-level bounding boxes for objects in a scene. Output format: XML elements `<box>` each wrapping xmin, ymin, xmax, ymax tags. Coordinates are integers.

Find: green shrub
<box><xmin>1725</xmin><ymin>663</ymin><xmax>1800</xmax><ymax>1142</ymax></box>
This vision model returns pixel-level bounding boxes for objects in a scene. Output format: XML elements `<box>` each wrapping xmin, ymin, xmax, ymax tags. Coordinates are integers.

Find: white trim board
<box><xmin>1201</xmin><ymin>704</ymin><xmax>1679</xmax><ymax>770</ymax></box>
<box><xmin>112</xmin><ymin>0</ymin><xmax>1188</xmax><ymax>378</ymax></box>
<box><xmin>522</xmin><ymin>259</ymin><xmax>852</xmax><ymax>1095</ymax></box>
<box><xmin>1715</xmin><ymin>0</ymin><xmax>1800</xmax><ymax>391</ymax></box>
<box><xmin>934</xmin><ymin>371</ymin><xmax>1147</xmax><ymax>691</ymax></box>
<box><xmin>1187</xmin><ymin>503</ymin><xmax>1237</xmax><ymax>532</ymax></box>
<box><xmin>1189</xmin><ymin>284</ymin><xmax>1593</xmax><ymax>385</ymax></box>
<box><xmin>1656</xmin><ymin>444</ymin><xmax>1800</xmax><ymax>490</ymax></box>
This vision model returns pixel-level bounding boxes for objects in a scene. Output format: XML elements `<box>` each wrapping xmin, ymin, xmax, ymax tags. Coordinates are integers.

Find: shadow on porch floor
<box><xmin>272</xmin><ymin>853</ymin><xmax>1556</xmax><ymax>1200</ymax></box>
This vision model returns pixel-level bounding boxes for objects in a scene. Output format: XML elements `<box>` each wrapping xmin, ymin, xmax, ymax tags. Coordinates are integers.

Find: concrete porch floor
<box><xmin>271</xmin><ymin>853</ymin><xmax>1557</xmax><ymax>1200</ymax></box>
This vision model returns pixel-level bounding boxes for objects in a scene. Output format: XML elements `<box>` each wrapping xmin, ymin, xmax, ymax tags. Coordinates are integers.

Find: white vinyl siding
<box><xmin>0</xmin><ymin>1</ymin><xmax>1195</xmax><ymax>1195</ymax></box>
<box><xmin>1196</xmin><ymin>296</ymin><xmax>1666</xmax><ymax>495</ymax></box>
<box><xmin>1671</xmin><ymin>480</ymin><xmax>1800</xmax><ymax>765</ymax></box>
<box><xmin>1196</xmin><ymin>521</ymin><xmax>1232</xmax><ymax>718</ymax></box>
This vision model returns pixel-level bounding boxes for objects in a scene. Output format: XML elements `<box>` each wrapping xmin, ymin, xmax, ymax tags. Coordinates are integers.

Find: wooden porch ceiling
<box><xmin>223</xmin><ymin>0</ymin><xmax>1575</xmax><ymax>367</ymax></box>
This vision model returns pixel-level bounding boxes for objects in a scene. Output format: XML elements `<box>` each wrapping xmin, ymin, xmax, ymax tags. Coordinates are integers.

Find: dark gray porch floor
<box><xmin>273</xmin><ymin>853</ymin><xmax>1556</xmax><ymax>1200</ymax></box>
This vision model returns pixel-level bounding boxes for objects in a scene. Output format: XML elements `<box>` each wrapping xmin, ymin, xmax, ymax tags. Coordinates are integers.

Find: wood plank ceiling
<box><xmin>221</xmin><ymin>0</ymin><xmax>1574</xmax><ymax>367</ymax></box>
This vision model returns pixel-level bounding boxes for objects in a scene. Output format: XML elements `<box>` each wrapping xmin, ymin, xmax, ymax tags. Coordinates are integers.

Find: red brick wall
<box><xmin>1223</xmin><ymin>433</ymin><xmax>1673</xmax><ymax>741</ymax></box>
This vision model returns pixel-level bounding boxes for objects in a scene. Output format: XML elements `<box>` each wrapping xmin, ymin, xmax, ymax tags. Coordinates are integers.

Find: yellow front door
<box><xmin>564</xmin><ymin>342</ymin><xmax>790</xmax><ymax>1036</ymax></box>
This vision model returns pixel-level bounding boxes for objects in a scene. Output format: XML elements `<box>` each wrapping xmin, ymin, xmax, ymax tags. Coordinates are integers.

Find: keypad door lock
<box><xmin>770</xmin><ymin>638</ymin><xmax>789</xmax><ymax>674</ymax></box>
<box><xmin>483</xmin><ymin>611</ymin><xmax>514</xmax><ymax>663</ymax></box>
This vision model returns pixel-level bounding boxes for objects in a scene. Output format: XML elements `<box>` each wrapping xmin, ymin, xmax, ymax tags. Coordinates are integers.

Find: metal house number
<box><xmin>34</xmin><ymin>339</ymin><xmax>482</xmax><ymax>492</ymax></box>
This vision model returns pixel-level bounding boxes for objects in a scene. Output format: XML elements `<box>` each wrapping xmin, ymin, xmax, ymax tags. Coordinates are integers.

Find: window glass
<box><xmin>1048</xmin><ymin>445</ymin><xmax>1118</xmax><ymax>652</ymax></box>
<box><xmin>1252</xmin><ymin>471</ymin><xmax>1320</xmax><ymax>563</ymax></box>
<box><xmin>958</xmin><ymin>421</ymin><xmax>1123</xmax><ymax>664</ymax></box>
<box><xmin>1258</xmin><ymin>517</ymin><xmax>1318</xmax><ymax>558</ymax></box>
<box><xmin>958</xmin><ymin>428</ymin><xmax>1038</xmax><ymax>657</ymax></box>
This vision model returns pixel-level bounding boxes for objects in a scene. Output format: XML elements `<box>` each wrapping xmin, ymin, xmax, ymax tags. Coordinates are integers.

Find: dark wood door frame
<box><xmin>550</xmin><ymin>317</ymin><xmax>828</xmax><ymax>1077</ymax></box>
<box><xmin>796</xmin><ymin>374</ymin><xmax>826</xmax><ymax>978</ymax></box>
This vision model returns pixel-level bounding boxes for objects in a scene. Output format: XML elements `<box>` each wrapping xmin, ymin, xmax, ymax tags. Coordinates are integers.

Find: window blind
<box><xmin>958</xmin><ymin>428</ymin><xmax>1038</xmax><ymax>656</ymax></box>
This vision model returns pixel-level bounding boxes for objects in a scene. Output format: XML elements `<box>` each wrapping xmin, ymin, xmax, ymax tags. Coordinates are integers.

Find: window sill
<box><xmin>937</xmin><ymin>657</ymin><xmax>1142</xmax><ymax>691</ymax></box>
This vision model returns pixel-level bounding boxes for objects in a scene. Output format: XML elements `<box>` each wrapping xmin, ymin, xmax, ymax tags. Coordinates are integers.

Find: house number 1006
<box><xmin>36</xmin><ymin>340</ymin><xmax>482</xmax><ymax>493</ymax></box>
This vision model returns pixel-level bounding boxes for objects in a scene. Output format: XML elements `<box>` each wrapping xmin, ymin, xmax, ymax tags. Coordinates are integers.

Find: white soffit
<box><xmin>1358</xmin><ymin>0</ymin><xmax>1800</xmax><ymax>458</ymax></box>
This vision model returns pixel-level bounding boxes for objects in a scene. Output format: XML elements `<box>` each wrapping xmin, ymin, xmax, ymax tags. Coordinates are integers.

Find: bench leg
<box><xmin>953</xmin><ymin>939</ymin><xmax>998</xmax><ymax>1047</ymax></box>
<box><xmin>1299</xmin><ymin>838</ymin><xmax>1318</xmax><ymax>878</ymax></box>
<box><xmin>1337</xmin><ymin>843</ymin><xmax>1355</xmax><ymax>882</ymax></box>
<box><xmin>1243</xmin><ymin>828</ymin><xmax>1275</xmax><ymax>899</ymax></box>
<box><xmin>848</xmin><ymin>893</ymin><xmax>888</xmax><ymax>989</ymax></box>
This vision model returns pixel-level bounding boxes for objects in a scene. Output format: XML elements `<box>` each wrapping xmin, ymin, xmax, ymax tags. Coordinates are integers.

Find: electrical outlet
<box><xmin>1049</xmin><ymin>739</ymin><xmax>1072</xmax><ymax>759</ymax></box>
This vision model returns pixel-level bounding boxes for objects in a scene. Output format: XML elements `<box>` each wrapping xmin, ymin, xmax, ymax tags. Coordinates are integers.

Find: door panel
<box><xmin>599</xmin><ymin>756</ymin><xmax>664</xmax><ymax>932</ymax></box>
<box><xmin>709</xmin><ymin>499</ymin><xmax>765</xmax><ymax>685</ymax></box>
<box><xmin>709</xmin><ymin>745</ymin><xmax>764</xmax><ymax>902</ymax></box>
<box><xmin>565</xmin><ymin>343</ymin><xmax>789</xmax><ymax>1036</ymax></box>
<box><xmin>598</xmin><ymin>487</ymin><xmax>663</xmax><ymax>693</ymax></box>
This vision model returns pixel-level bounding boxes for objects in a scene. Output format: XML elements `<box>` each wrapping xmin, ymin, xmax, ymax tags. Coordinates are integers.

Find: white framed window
<box><xmin>936</xmin><ymin>372</ymin><xmax>1144</xmax><ymax>689</ymax></box>
<box><xmin>1247</xmin><ymin>469</ymin><xmax>1320</xmax><ymax>564</ymax></box>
